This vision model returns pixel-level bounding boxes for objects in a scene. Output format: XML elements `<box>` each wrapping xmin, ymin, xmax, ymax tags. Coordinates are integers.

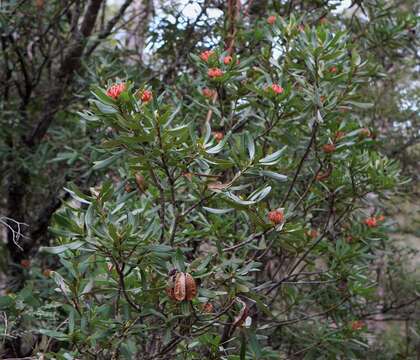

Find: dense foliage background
<box><xmin>0</xmin><ymin>0</ymin><xmax>419</xmax><ymax>359</ymax></box>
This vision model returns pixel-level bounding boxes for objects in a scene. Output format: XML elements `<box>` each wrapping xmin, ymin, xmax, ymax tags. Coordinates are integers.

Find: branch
<box><xmin>281</xmin><ymin>121</ymin><xmax>318</xmax><ymax>207</ymax></box>
<box><xmin>25</xmin><ymin>0</ymin><xmax>104</xmax><ymax>147</ymax></box>
<box><xmin>0</xmin><ymin>216</ymin><xmax>29</xmax><ymax>251</ymax></box>
<box><xmin>85</xmin><ymin>0</ymin><xmax>135</xmax><ymax>57</ymax></box>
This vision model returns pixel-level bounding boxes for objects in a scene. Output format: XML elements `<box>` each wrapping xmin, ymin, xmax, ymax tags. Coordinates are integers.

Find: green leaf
<box><xmin>249</xmin><ymin>186</ymin><xmax>272</xmax><ymax>202</ymax></box>
<box><xmin>0</xmin><ymin>296</ymin><xmax>13</xmax><ymax>310</ymax></box>
<box><xmin>260</xmin><ymin>170</ymin><xmax>288</xmax><ymax>182</ymax></box>
<box><xmin>93</xmin><ymin>151</ymin><xmax>124</xmax><ymax>170</ymax></box>
<box><xmin>259</xmin><ymin>146</ymin><xmax>287</xmax><ymax>165</ymax></box>
<box><xmin>39</xmin><ymin>241</ymin><xmax>84</xmax><ymax>254</ymax></box>
<box><xmin>246</xmin><ymin>132</ymin><xmax>255</xmax><ymax>160</ymax></box>
<box><xmin>38</xmin><ymin>329</ymin><xmax>69</xmax><ymax>341</ymax></box>
<box><xmin>345</xmin><ymin>101</ymin><xmax>373</xmax><ymax>109</ymax></box>
<box><xmin>173</xmin><ymin>249</ymin><xmax>186</xmax><ymax>272</ymax></box>
<box><xmin>202</xmin><ymin>207</ymin><xmax>234</xmax><ymax>214</ymax></box>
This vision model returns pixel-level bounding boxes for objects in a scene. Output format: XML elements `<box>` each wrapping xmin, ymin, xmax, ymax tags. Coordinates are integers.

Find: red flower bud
<box><xmin>364</xmin><ymin>217</ymin><xmax>377</xmax><ymax>228</ymax></box>
<box><xmin>106</xmin><ymin>83</ymin><xmax>126</xmax><ymax>99</ymax></box>
<box><xmin>329</xmin><ymin>66</ymin><xmax>338</xmax><ymax>74</ymax></box>
<box><xmin>223</xmin><ymin>56</ymin><xmax>233</xmax><ymax>65</ymax></box>
<box><xmin>208</xmin><ymin>68</ymin><xmax>224</xmax><ymax>78</ymax></box>
<box><xmin>200</xmin><ymin>50</ymin><xmax>214</xmax><ymax>62</ymax></box>
<box><xmin>267</xmin><ymin>15</ymin><xmax>276</xmax><ymax>25</ymax></box>
<box><xmin>270</xmin><ymin>84</ymin><xmax>284</xmax><ymax>94</ymax></box>
<box><xmin>268</xmin><ymin>209</ymin><xmax>284</xmax><ymax>224</ymax></box>
<box><xmin>140</xmin><ymin>89</ymin><xmax>152</xmax><ymax>103</ymax></box>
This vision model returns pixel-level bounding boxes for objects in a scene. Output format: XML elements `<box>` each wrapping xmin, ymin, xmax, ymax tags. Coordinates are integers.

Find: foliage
<box><xmin>1</xmin><ymin>0</ymin><xmax>419</xmax><ymax>358</ymax></box>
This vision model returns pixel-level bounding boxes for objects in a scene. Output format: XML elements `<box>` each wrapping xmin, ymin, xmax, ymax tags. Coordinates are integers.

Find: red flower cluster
<box><xmin>200</xmin><ymin>50</ymin><xmax>214</xmax><ymax>62</ymax></box>
<box><xmin>270</xmin><ymin>84</ymin><xmax>284</xmax><ymax>94</ymax></box>
<box><xmin>208</xmin><ymin>68</ymin><xmax>223</xmax><ymax>78</ymax></box>
<box><xmin>268</xmin><ymin>209</ymin><xmax>284</xmax><ymax>224</ymax></box>
<box><xmin>329</xmin><ymin>66</ymin><xmax>338</xmax><ymax>74</ymax></box>
<box><xmin>364</xmin><ymin>215</ymin><xmax>385</xmax><ymax>228</ymax></box>
<box><xmin>106</xmin><ymin>83</ymin><xmax>126</xmax><ymax>99</ymax></box>
<box><xmin>140</xmin><ymin>89</ymin><xmax>152</xmax><ymax>103</ymax></box>
<box><xmin>267</xmin><ymin>15</ymin><xmax>276</xmax><ymax>25</ymax></box>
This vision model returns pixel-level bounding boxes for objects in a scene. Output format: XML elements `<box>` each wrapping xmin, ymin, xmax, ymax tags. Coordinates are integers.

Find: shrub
<box><xmin>1</xmin><ymin>16</ymin><xmax>408</xmax><ymax>359</ymax></box>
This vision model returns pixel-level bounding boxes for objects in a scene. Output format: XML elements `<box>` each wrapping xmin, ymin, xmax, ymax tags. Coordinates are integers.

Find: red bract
<box><xmin>140</xmin><ymin>90</ymin><xmax>152</xmax><ymax>103</ymax></box>
<box><xmin>223</xmin><ymin>56</ymin><xmax>233</xmax><ymax>65</ymax></box>
<box><xmin>106</xmin><ymin>83</ymin><xmax>125</xmax><ymax>99</ymax></box>
<box><xmin>202</xmin><ymin>88</ymin><xmax>216</xmax><ymax>98</ymax></box>
<box><xmin>322</xmin><ymin>143</ymin><xmax>336</xmax><ymax>153</ymax></box>
<box><xmin>271</xmin><ymin>84</ymin><xmax>284</xmax><ymax>94</ymax></box>
<box><xmin>267</xmin><ymin>15</ymin><xmax>276</xmax><ymax>25</ymax></box>
<box><xmin>200</xmin><ymin>50</ymin><xmax>214</xmax><ymax>62</ymax></box>
<box><xmin>364</xmin><ymin>217</ymin><xmax>377</xmax><ymax>228</ymax></box>
<box><xmin>268</xmin><ymin>209</ymin><xmax>284</xmax><ymax>224</ymax></box>
<box><xmin>208</xmin><ymin>68</ymin><xmax>223</xmax><ymax>78</ymax></box>
<box><xmin>329</xmin><ymin>66</ymin><xmax>338</xmax><ymax>73</ymax></box>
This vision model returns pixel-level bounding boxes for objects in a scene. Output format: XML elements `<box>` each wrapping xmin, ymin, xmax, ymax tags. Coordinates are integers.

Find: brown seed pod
<box><xmin>185</xmin><ymin>273</ymin><xmax>197</xmax><ymax>301</ymax></box>
<box><xmin>167</xmin><ymin>272</ymin><xmax>197</xmax><ymax>302</ymax></box>
<box><xmin>174</xmin><ymin>272</ymin><xmax>186</xmax><ymax>301</ymax></box>
<box><xmin>135</xmin><ymin>173</ymin><xmax>148</xmax><ymax>193</ymax></box>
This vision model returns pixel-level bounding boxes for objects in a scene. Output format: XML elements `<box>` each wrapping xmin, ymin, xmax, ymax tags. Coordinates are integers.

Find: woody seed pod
<box><xmin>167</xmin><ymin>272</ymin><xmax>197</xmax><ymax>302</ymax></box>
